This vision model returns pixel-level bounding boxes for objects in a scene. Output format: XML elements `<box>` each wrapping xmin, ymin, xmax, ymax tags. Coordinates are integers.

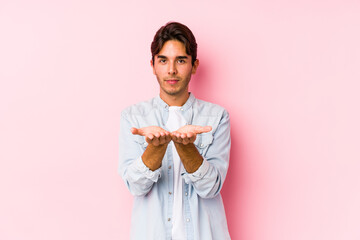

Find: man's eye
<box><xmin>159</xmin><ymin>59</ymin><xmax>166</xmax><ymax>63</ymax></box>
<box><xmin>178</xmin><ymin>59</ymin><xmax>185</xmax><ymax>63</ymax></box>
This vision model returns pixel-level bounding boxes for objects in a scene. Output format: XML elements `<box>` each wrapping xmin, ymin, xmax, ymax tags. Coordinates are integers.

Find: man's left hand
<box><xmin>171</xmin><ymin>125</ymin><xmax>212</xmax><ymax>145</ymax></box>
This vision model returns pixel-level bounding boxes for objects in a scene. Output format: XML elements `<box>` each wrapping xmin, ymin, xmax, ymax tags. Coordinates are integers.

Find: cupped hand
<box><xmin>171</xmin><ymin>125</ymin><xmax>212</xmax><ymax>145</ymax></box>
<box><xmin>131</xmin><ymin>126</ymin><xmax>171</xmax><ymax>146</ymax></box>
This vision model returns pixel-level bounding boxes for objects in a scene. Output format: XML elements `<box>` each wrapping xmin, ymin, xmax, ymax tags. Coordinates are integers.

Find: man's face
<box><xmin>151</xmin><ymin>40</ymin><xmax>199</xmax><ymax>99</ymax></box>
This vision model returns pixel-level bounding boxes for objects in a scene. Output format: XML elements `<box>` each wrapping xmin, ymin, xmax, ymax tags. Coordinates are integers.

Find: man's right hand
<box><xmin>131</xmin><ymin>126</ymin><xmax>171</xmax><ymax>171</ymax></box>
<box><xmin>131</xmin><ymin>126</ymin><xmax>171</xmax><ymax>147</ymax></box>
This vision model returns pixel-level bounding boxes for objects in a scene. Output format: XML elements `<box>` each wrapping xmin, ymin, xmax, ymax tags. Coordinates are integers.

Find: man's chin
<box><xmin>161</xmin><ymin>85</ymin><xmax>188</xmax><ymax>97</ymax></box>
<box><xmin>164</xmin><ymin>91</ymin><xmax>180</xmax><ymax>96</ymax></box>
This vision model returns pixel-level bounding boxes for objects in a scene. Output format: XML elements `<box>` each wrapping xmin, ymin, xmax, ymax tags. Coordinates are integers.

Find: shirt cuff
<box><xmin>134</xmin><ymin>156</ymin><xmax>161</xmax><ymax>182</ymax></box>
<box><xmin>182</xmin><ymin>158</ymin><xmax>210</xmax><ymax>184</ymax></box>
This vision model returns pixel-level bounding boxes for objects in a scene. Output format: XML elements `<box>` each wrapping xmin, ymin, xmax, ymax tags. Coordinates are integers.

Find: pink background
<box><xmin>1</xmin><ymin>0</ymin><xmax>360</xmax><ymax>239</ymax></box>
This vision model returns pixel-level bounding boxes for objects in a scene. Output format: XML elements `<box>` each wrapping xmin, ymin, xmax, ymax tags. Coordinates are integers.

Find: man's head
<box><xmin>151</xmin><ymin>22</ymin><xmax>197</xmax><ymax>66</ymax></box>
<box><xmin>150</xmin><ymin>22</ymin><xmax>199</xmax><ymax>106</ymax></box>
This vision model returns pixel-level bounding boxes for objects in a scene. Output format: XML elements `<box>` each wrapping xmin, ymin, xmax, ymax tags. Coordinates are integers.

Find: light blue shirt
<box><xmin>118</xmin><ymin>93</ymin><xmax>231</xmax><ymax>240</ymax></box>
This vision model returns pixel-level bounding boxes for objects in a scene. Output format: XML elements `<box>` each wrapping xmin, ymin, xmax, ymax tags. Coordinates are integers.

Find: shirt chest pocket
<box><xmin>194</xmin><ymin>132</ymin><xmax>214</xmax><ymax>156</ymax></box>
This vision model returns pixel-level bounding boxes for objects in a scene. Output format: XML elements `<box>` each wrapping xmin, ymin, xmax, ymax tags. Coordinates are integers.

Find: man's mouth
<box><xmin>165</xmin><ymin>79</ymin><xmax>179</xmax><ymax>85</ymax></box>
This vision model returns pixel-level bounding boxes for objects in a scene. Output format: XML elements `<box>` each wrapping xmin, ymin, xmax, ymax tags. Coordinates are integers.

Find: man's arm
<box><xmin>171</xmin><ymin>125</ymin><xmax>212</xmax><ymax>173</ymax></box>
<box><xmin>173</xmin><ymin>143</ymin><xmax>203</xmax><ymax>173</ymax></box>
<box><xmin>172</xmin><ymin>111</ymin><xmax>231</xmax><ymax>199</ymax></box>
<box><xmin>131</xmin><ymin>127</ymin><xmax>171</xmax><ymax>171</ymax></box>
<box><xmin>119</xmin><ymin>114</ymin><xmax>170</xmax><ymax>197</ymax></box>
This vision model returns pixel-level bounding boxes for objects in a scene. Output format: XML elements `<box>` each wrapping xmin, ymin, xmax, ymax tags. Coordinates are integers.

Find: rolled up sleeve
<box><xmin>182</xmin><ymin>157</ymin><xmax>210</xmax><ymax>183</ymax></box>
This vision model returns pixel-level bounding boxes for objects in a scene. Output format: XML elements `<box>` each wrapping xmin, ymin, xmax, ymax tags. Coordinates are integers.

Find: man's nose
<box><xmin>168</xmin><ymin>62</ymin><xmax>177</xmax><ymax>75</ymax></box>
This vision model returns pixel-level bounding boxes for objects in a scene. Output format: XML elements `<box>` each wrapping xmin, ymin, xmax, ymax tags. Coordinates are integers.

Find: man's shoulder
<box><xmin>193</xmin><ymin>97</ymin><xmax>229</xmax><ymax>117</ymax></box>
<box><xmin>121</xmin><ymin>96</ymin><xmax>157</xmax><ymax>117</ymax></box>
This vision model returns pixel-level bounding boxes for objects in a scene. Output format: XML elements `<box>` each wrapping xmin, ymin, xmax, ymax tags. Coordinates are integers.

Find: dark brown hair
<box><xmin>151</xmin><ymin>22</ymin><xmax>197</xmax><ymax>65</ymax></box>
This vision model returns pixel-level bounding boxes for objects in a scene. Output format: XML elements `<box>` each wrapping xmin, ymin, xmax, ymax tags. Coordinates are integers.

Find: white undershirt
<box><xmin>165</xmin><ymin>106</ymin><xmax>187</xmax><ymax>240</ymax></box>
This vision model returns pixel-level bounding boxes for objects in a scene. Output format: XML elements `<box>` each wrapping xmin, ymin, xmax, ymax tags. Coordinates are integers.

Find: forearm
<box><xmin>173</xmin><ymin>142</ymin><xmax>203</xmax><ymax>173</ymax></box>
<box><xmin>120</xmin><ymin>144</ymin><xmax>168</xmax><ymax>196</ymax></box>
<box><xmin>142</xmin><ymin>143</ymin><xmax>169</xmax><ymax>171</ymax></box>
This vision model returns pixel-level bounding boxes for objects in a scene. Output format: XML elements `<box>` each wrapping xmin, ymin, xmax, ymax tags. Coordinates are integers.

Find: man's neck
<box><xmin>160</xmin><ymin>92</ymin><xmax>190</xmax><ymax>106</ymax></box>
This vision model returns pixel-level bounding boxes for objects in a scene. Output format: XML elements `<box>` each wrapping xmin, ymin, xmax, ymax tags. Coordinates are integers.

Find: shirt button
<box><xmin>169</xmin><ymin>192</ymin><xmax>172</xmax><ymax>195</ymax></box>
<box><xmin>186</xmin><ymin>218</ymin><xmax>190</xmax><ymax>222</ymax></box>
<box><xmin>168</xmin><ymin>218</ymin><xmax>171</xmax><ymax>221</ymax></box>
<box><xmin>168</xmin><ymin>166</ymin><xmax>172</xmax><ymax>169</ymax></box>
<box><xmin>185</xmin><ymin>192</ymin><xmax>188</xmax><ymax>196</ymax></box>
<box><xmin>200</xmin><ymin>143</ymin><xmax>204</xmax><ymax>147</ymax></box>
<box><xmin>180</xmin><ymin>108</ymin><xmax>184</xmax><ymax>111</ymax></box>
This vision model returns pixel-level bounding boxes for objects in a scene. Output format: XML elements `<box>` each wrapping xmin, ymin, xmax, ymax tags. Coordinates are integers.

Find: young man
<box><xmin>119</xmin><ymin>22</ymin><xmax>231</xmax><ymax>240</ymax></box>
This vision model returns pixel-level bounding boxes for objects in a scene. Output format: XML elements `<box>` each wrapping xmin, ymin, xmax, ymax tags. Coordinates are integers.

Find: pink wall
<box><xmin>1</xmin><ymin>0</ymin><xmax>360</xmax><ymax>239</ymax></box>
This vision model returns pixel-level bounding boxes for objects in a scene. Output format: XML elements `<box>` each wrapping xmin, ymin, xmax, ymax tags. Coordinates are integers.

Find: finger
<box><xmin>178</xmin><ymin>133</ymin><xmax>190</xmax><ymax>145</ymax></box>
<box><xmin>131</xmin><ymin>127</ymin><xmax>140</xmax><ymax>135</ymax></box>
<box><xmin>154</xmin><ymin>132</ymin><xmax>160</xmax><ymax>138</ymax></box>
<box><xmin>194</xmin><ymin>125</ymin><xmax>212</xmax><ymax>134</ymax></box>
<box><xmin>189</xmin><ymin>134</ymin><xmax>196</xmax><ymax>143</ymax></box>
<box><xmin>159</xmin><ymin>133</ymin><xmax>166</xmax><ymax>145</ymax></box>
<box><xmin>145</xmin><ymin>133</ymin><xmax>154</xmax><ymax>144</ymax></box>
<box><xmin>186</xmin><ymin>132</ymin><xmax>195</xmax><ymax>143</ymax></box>
<box><xmin>152</xmin><ymin>136</ymin><xmax>160</xmax><ymax>146</ymax></box>
<box><xmin>186</xmin><ymin>132</ymin><xmax>195</xmax><ymax>138</ymax></box>
<box><xmin>165</xmin><ymin>133</ymin><xmax>172</xmax><ymax>143</ymax></box>
<box><xmin>182</xmin><ymin>136</ymin><xmax>189</xmax><ymax>145</ymax></box>
<box><xmin>171</xmin><ymin>132</ymin><xmax>179</xmax><ymax>142</ymax></box>
<box><xmin>171</xmin><ymin>134</ymin><xmax>177</xmax><ymax>142</ymax></box>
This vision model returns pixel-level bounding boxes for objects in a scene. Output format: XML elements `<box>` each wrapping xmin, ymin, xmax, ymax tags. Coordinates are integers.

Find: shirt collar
<box><xmin>155</xmin><ymin>93</ymin><xmax>195</xmax><ymax>111</ymax></box>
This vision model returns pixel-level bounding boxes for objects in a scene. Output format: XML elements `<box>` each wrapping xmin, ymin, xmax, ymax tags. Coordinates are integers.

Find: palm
<box><xmin>131</xmin><ymin>126</ymin><xmax>166</xmax><ymax>136</ymax></box>
<box><xmin>171</xmin><ymin>125</ymin><xmax>212</xmax><ymax>145</ymax></box>
<box><xmin>131</xmin><ymin>126</ymin><xmax>171</xmax><ymax>146</ymax></box>
<box><xmin>176</xmin><ymin>125</ymin><xmax>212</xmax><ymax>134</ymax></box>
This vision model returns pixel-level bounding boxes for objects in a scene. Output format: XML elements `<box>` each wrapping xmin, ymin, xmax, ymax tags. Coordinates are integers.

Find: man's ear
<box><xmin>191</xmin><ymin>59</ymin><xmax>199</xmax><ymax>74</ymax></box>
<box><xmin>150</xmin><ymin>59</ymin><xmax>155</xmax><ymax>75</ymax></box>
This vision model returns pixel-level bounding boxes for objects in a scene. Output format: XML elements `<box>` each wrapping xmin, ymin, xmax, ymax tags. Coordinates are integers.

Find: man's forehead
<box><xmin>156</xmin><ymin>40</ymin><xmax>189</xmax><ymax>56</ymax></box>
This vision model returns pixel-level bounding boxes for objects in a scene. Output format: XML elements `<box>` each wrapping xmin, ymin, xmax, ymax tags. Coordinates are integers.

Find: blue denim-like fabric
<box><xmin>118</xmin><ymin>93</ymin><xmax>231</xmax><ymax>240</ymax></box>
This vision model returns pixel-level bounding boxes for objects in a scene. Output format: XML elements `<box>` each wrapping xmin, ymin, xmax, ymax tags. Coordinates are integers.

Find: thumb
<box><xmin>194</xmin><ymin>125</ymin><xmax>212</xmax><ymax>134</ymax></box>
<box><xmin>131</xmin><ymin>127</ymin><xmax>142</xmax><ymax>135</ymax></box>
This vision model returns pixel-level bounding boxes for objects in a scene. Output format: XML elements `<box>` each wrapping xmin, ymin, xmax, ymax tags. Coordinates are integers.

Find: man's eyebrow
<box><xmin>156</xmin><ymin>55</ymin><xmax>188</xmax><ymax>59</ymax></box>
